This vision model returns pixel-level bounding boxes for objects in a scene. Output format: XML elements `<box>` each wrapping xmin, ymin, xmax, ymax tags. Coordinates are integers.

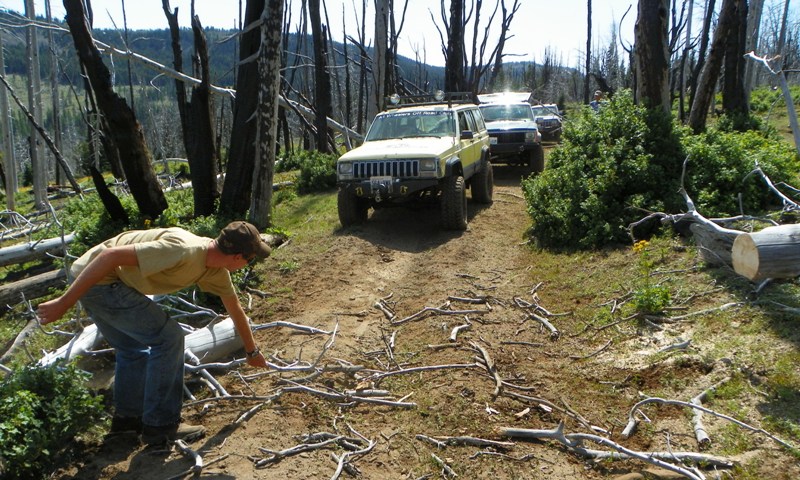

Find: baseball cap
<box><xmin>216</xmin><ymin>221</ymin><xmax>272</xmax><ymax>259</ymax></box>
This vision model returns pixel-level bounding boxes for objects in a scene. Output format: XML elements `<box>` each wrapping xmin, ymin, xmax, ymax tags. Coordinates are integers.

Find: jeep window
<box><xmin>467</xmin><ymin>109</ymin><xmax>486</xmax><ymax>132</ymax></box>
<box><xmin>365</xmin><ymin>111</ymin><xmax>454</xmax><ymax>141</ymax></box>
<box><xmin>480</xmin><ymin>104</ymin><xmax>534</xmax><ymax>122</ymax></box>
<box><xmin>458</xmin><ymin>111</ymin><xmax>471</xmax><ymax>133</ymax></box>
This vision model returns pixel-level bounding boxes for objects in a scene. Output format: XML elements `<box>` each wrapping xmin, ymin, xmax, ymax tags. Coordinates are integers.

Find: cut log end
<box><xmin>732</xmin><ymin>233</ymin><xmax>759</xmax><ymax>280</ymax></box>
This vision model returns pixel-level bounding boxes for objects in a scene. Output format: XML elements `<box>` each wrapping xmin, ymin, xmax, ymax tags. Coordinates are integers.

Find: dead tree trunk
<box><xmin>721</xmin><ymin>0</ymin><xmax>748</xmax><ymax>117</ymax></box>
<box><xmin>163</xmin><ymin>1</ymin><xmax>219</xmax><ymax>217</ymax></box>
<box><xmin>584</xmin><ymin>0</ymin><xmax>592</xmax><ymax>104</ymax></box>
<box><xmin>220</xmin><ymin>0</ymin><xmax>264</xmax><ymax>217</ymax></box>
<box><xmin>688</xmin><ymin>0</ymin><xmax>739</xmax><ymax>133</ymax></box>
<box><xmin>371</xmin><ymin>0</ymin><xmax>388</xmax><ymax>118</ymax></box>
<box><xmin>0</xmin><ymin>30</ymin><xmax>16</xmax><ymax>211</ymax></box>
<box><xmin>688</xmin><ymin>0</ymin><xmax>716</xmax><ymax>114</ymax></box>
<box><xmin>45</xmin><ymin>0</ymin><xmax>63</xmax><ymax>187</ymax></box>
<box><xmin>63</xmin><ymin>0</ymin><xmax>167</xmax><ymax>219</ymax></box>
<box><xmin>309</xmin><ymin>0</ymin><xmax>332</xmax><ymax>153</ymax></box>
<box><xmin>25</xmin><ymin>0</ymin><xmax>47</xmax><ymax>210</ymax></box>
<box><xmin>634</xmin><ymin>0</ymin><xmax>671</xmax><ymax>113</ymax></box>
<box><xmin>743</xmin><ymin>0</ymin><xmax>765</xmax><ymax>99</ymax></box>
<box><xmin>249</xmin><ymin>0</ymin><xmax>284</xmax><ymax>229</ymax></box>
<box><xmin>444</xmin><ymin>0</ymin><xmax>465</xmax><ymax>92</ymax></box>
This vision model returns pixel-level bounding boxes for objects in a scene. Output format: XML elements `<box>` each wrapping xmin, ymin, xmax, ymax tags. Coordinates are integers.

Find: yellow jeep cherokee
<box><xmin>336</xmin><ymin>92</ymin><xmax>492</xmax><ymax>230</ymax></box>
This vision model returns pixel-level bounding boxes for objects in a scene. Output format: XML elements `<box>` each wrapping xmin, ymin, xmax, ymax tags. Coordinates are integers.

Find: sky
<box><xmin>0</xmin><ymin>0</ymin><xmax>641</xmax><ymax>67</ymax></box>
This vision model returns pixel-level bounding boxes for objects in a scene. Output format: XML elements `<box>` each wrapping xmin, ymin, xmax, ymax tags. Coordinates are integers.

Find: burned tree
<box><xmin>634</xmin><ymin>0</ymin><xmax>670</xmax><ymax>113</ymax></box>
<box><xmin>63</xmin><ymin>0</ymin><xmax>167</xmax><ymax>219</ymax></box>
<box><xmin>249</xmin><ymin>0</ymin><xmax>284</xmax><ymax>229</ymax></box>
<box><xmin>162</xmin><ymin>1</ymin><xmax>220</xmax><ymax>217</ymax></box>
<box><xmin>309</xmin><ymin>0</ymin><xmax>332</xmax><ymax>153</ymax></box>
<box><xmin>220</xmin><ymin>0</ymin><xmax>264</xmax><ymax>216</ymax></box>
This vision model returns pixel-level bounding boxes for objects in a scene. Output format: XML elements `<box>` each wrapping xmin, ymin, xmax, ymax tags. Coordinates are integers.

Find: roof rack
<box><xmin>384</xmin><ymin>91</ymin><xmax>476</xmax><ymax>109</ymax></box>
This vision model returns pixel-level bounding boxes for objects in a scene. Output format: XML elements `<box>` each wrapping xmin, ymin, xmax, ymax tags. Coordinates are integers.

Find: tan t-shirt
<box><xmin>70</xmin><ymin>227</ymin><xmax>235</xmax><ymax>297</ymax></box>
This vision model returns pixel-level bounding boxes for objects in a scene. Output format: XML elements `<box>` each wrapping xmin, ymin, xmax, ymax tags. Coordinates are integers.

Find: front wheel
<box><xmin>338</xmin><ymin>188</ymin><xmax>369</xmax><ymax>227</ymax></box>
<box><xmin>471</xmin><ymin>162</ymin><xmax>494</xmax><ymax>204</ymax></box>
<box><xmin>526</xmin><ymin>145</ymin><xmax>545</xmax><ymax>175</ymax></box>
<box><xmin>441</xmin><ymin>175</ymin><xmax>468</xmax><ymax>231</ymax></box>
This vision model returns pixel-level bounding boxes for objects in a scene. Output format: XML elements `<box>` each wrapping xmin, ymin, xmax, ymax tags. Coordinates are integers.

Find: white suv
<box><xmin>478</xmin><ymin>97</ymin><xmax>544</xmax><ymax>174</ymax></box>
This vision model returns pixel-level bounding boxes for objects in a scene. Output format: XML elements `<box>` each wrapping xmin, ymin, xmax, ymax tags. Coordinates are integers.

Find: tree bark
<box><xmin>371</xmin><ymin>0</ymin><xmax>388</xmax><ymax>118</ymax></box>
<box><xmin>0</xmin><ymin>269</ymin><xmax>66</xmax><ymax>308</ymax></box>
<box><xmin>63</xmin><ymin>0</ymin><xmax>167</xmax><ymax>219</ymax></box>
<box><xmin>0</xmin><ymin>234</ymin><xmax>74</xmax><ymax>268</ymax></box>
<box><xmin>0</xmin><ymin>30</ymin><xmax>16</xmax><ymax>211</ymax></box>
<box><xmin>688</xmin><ymin>0</ymin><xmax>716</xmax><ymax>114</ymax></box>
<box><xmin>688</xmin><ymin>0</ymin><xmax>739</xmax><ymax>133</ymax></box>
<box><xmin>721</xmin><ymin>0</ymin><xmax>748</xmax><ymax>116</ymax></box>
<box><xmin>444</xmin><ymin>0</ymin><xmax>465</xmax><ymax>92</ymax></box>
<box><xmin>743</xmin><ymin>0</ymin><xmax>765</xmax><ymax>99</ymax></box>
<box><xmin>26</xmin><ymin>0</ymin><xmax>47</xmax><ymax>210</ymax></box>
<box><xmin>310</xmin><ymin>0</ymin><xmax>332</xmax><ymax>153</ymax></box>
<box><xmin>45</xmin><ymin>0</ymin><xmax>63</xmax><ymax>186</ymax></box>
<box><xmin>634</xmin><ymin>0</ymin><xmax>670</xmax><ymax>113</ymax></box>
<box><xmin>249</xmin><ymin>0</ymin><xmax>284</xmax><ymax>229</ymax></box>
<box><xmin>584</xmin><ymin>0</ymin><xmax>592</xmax><ymax>104</ymax></box>
<box><xmin>163</xmin><ymin>1</ymin><xmax>220</xmax><ymax>217</ymax></box>
<box><xmin>220</xmin><ymin>0</ymin><xmax>264</xmax><ymax>217</ymax></box>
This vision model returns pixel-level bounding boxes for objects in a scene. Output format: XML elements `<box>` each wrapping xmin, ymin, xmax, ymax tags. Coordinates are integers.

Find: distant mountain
<box><xmin>0</xmin><ymin>10</ymin><xmax>447</xmax><ymax>94</ymax></box>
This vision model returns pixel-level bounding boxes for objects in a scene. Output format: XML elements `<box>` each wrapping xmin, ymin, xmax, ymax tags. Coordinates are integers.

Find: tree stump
<box><xmin>732</xmin><ymin>224</ymin><xmax>800</xmax><ymax>281</ymax></box>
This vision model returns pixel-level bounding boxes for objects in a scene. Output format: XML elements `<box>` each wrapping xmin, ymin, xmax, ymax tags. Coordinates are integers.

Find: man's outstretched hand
<box><xmin>36</xmin><ymin>297</ymin><xmax>69</xmax><ymax>325</ymax></box>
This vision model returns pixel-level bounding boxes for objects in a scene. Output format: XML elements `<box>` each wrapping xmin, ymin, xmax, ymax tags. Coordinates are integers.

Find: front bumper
<box><xmin>339</xmin><ymin>177</ymin><xmax>440</xmax><ymax>202</ymax></box>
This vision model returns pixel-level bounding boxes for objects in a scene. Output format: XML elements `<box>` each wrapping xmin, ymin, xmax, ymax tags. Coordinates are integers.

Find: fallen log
<box><xmin>38</xmin><ymin>323</ymin><xmax>104</xmax><ymax>367</ymax></box>
<box><xmin>732</xmin><ymin>224</ymin><xmax>800</xmax><ymax>281</ymax></box>
<box><xmin>183</xmin><ymin>318</ymin><xmax>245</xmax><ymax>363</ymax></box>
<box><xmin>0</xmin><ymin>269</ymin><xmax>67</xmax><ymax>307</ymax></box>
<box><xmin>0</xmin><ymin>233</ymin><xmax>75</xmax><ymax>267</ymax></box>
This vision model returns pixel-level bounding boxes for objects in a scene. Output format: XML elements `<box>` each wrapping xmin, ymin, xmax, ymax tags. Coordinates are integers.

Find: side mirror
<box><xmin>461</xmin><ymin>130</ymin><xmax>474</xmax><ymax>140</ymax></box>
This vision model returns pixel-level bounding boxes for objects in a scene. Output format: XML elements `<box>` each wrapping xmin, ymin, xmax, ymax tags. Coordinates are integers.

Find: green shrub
<box><xmin>0</xmin><ymin>364</ymin><xmax>103</xmax><ymax>480</ymax></box>
<box><xmin>295</xmin><ymin>150</ymin><xmax>338</xmax><ymax>193</ymax></box>
<box><xmin>61</xmin><ymin>194</ymin><xmax>137</xmax><ymax>256</ymax></box>
<box><xmin>522</xmin><ymin>90</ymin><xmax>684</xmax><ymax>249</ymax></box>
<box><xmin>275</xmin><ymin>150</ymin><xmax>306</xmax><ymax>173</ymax></box>
<box><xmin>682</xmin><ymin>129</ymin><xmax>800</xmax><ymax>217</ymax></box>
<box><xmin>749</xmin><ymin>85</ymin><xmax>800</xmax><ymax>114</ymax></box>
<box><xmin>523</xmin><ymin>89</ymin><xmax>800</xmax><ymax>250</ymax></box>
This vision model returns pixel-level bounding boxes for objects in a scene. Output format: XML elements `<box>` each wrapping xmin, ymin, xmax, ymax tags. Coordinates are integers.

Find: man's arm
<box><xmin>220</xmin><ymin>294</ymin><xmax>268</xmax><ymax>368</ymax></box>
<box><xmin>36</xmin><ymin>245</ymin><xmax>139</xmax><ymax>325</ymax></box>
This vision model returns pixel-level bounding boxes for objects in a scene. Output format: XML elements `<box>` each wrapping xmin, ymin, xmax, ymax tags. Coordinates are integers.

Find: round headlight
<box><xmin>338</xmin><ymin>163</ymin><xmax>353</xmax><ymax>174</ymax></box>
<box><xmin>434</xmin><ymin>90</ymin><xmax>445</xmax><ymax>102</ymax></box>
<box><xmin>389</xmin><ymin>94</ymin><xmax>400</xmax><ymax>105</ymax></box>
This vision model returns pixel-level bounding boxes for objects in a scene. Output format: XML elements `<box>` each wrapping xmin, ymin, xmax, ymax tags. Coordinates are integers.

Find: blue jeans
<box><xmin>80</xmin><ymin>283</ymin><xmax>185</xmax><ymax>428</ymax></box>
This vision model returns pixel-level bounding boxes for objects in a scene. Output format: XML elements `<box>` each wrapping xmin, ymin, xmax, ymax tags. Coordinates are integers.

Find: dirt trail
<box><xmin>53</xmin><ymin>165</ymin><xmax>797</xmax><ymax>480</ymax></box>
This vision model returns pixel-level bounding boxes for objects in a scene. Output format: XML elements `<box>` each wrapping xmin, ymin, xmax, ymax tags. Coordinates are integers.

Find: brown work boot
<box><xmin>142</xmin><ymin>421</ymin><xmax>206</xmax><ymax>446</ymax></box>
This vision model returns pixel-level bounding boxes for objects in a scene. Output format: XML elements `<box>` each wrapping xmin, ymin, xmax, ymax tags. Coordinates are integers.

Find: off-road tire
<box><xmin>471</xmin><ymin>162</ymin><xmax>494</xmax><ymax>204</ymax></box>
<box><xmin>526</xmin><ymin>144</ymin><xmax>545</xmax><ymax>175</ymax></box>
<box><xmin>338</xmin><ymin>188</ymin><xmax>369</xmax><ymax>227</ymax></box>
<box><xmin>441</xmin><ymin>175</ymin><xmax>468</xmax><ymax>231</ymax></box>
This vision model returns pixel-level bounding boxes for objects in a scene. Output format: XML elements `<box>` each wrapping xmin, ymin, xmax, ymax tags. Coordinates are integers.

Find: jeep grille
<box><xmin>491</xmin><ymin>132</ymin><xmax>526</xmax><ymax>143</ymax></box>
<box><xmin>352</xmin><ymin>160</ymin><xmax>420</xmax><ymax>179</ymax></box>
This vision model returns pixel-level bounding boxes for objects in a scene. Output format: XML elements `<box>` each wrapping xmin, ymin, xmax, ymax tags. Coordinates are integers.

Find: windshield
<box><xmin>366</xmin><ymin>111</ymin><xmax>455</xmax><ymax>141</ymax></box>
<box><xmin>480</xmin><ymin>104</ymin><xmax>534</xmax><ymax>122</ymax></box>
<box><xmin>531</xmin><ymin>106</ymin><xmax>559</xmax><ymax>117</ymax></box>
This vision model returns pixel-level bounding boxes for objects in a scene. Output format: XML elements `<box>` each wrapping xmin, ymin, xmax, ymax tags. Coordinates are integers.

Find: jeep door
<box><xmin>458</xmin><ymin>110</ymin><xmax>483</xmax><ymax>178</ymax></box>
